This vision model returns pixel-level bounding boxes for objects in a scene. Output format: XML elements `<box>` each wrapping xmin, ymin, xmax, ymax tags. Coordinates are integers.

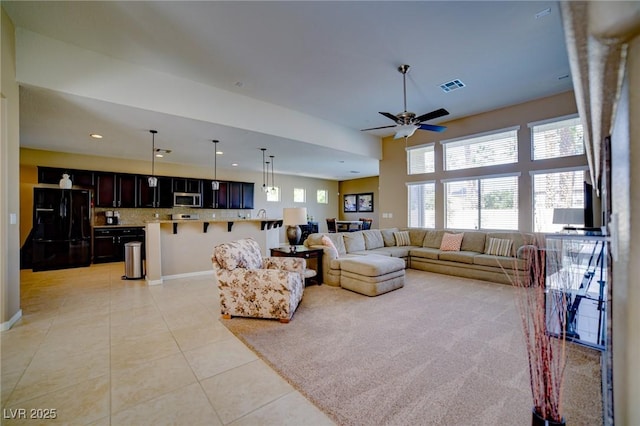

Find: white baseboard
<box><xmin>162</xmin><ymin>270</ymin><xmax>214</xmax><ymax>281</ymax></box>
<box><xmin>1</xmin><ymin>309</ymin><xmax>23</xmax><ymax>331</ymax></box>
<box><xmin>145</xmin><ymin>270</ymin><xmax>214</xmax><ymax>285</ymax></box>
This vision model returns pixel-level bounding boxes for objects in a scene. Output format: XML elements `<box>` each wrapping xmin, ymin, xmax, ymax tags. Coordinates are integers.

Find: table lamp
<box><xmin>283</xmin><ymin>207</ymin><xmax>307</xmax><ymax>248</ymax></box>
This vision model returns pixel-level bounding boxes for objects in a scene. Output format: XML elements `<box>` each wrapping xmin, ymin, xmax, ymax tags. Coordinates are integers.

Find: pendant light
<box><xmin>148</xmin><ymin>130</ymin><xmax>158</xmax><ymax>187</ymax></box>
<box><xmin>212</xmin><ymin>140</ymin><xmax>220</xmax><ymax>190</ymax></box>
<box><xmin>269</xmin><ymin>155</ymin><xmax>275</xmax><ymax>193</ymax></box>
<box><xmin>260</xmin><ymin>148</ymin><xmax>268</xmax><ymax>193</ymax></box>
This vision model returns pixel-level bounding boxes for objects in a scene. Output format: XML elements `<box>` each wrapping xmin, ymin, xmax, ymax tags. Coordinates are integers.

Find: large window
<box><xmin>442</xmin><ymin>127</ymin><xmax>519</xmax><ymax>171</ymax></box>
<box><xmin>445</xmin><ymin>175</ymin><xmax>518</xmax><ymax>230</ymax></box>
<box><xmin>407</xmin><ymin>144</ymin><xmax>435</xmax><ymax>175</ymax></box>
<box><xmin>532</xmin><ymin>168</ymin><xmax>586</xmax><ymax>232</ymax></box>
<box><xmin>407</xmin><ymin>182</ymin><xmax>435</xmax><ymax>228</ymax></box>
<box><xmin>531</xmin><ymin>116</ymin><xmax>584</xmax><ymax>160</ymax></box>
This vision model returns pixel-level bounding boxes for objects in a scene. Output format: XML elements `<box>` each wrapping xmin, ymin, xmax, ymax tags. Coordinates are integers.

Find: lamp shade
<box><xmin>552</xmin><ymin>208</ymin><xmax>584</xmax><ymax>225</ymax></box>
<box><xmin>283</xmin><ymin>207</ymin><xmax>307</xmax><ymax>226</ymax></box>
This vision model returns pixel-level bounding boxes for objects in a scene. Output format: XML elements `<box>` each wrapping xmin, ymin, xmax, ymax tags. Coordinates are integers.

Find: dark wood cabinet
<box><xmin>38</xmin><ymin>166</ymin><xmax>94</xmax><ymax>187</ymax></box>
<box><xmin>242</xmin><ymin>182</ymin><xmax>254</xmax><ymax>209</ymax></box>
<box><xmin>173</xmin><ymin>178</ymin><xmax>202</xmax><ymax>194</ymax></box>
<box><xmin>202</xmin><ymin>180</ymin><xmax>229</xmax><ymax>209</ymax></box>
<box><xmin>95</xmin><ymin>173</ymin><xmax>137</xmax><ymax>208</ymax></box>
<box><xmin>36</xmin><ymin>166</ymin><xmax>253</xmax><ymax>209</ymax></box>
<box><xmin>228</xmin><ymin>182</ymin><xmax>254</xmax><ymax>209</ymax></box>
<box><xmin>93</xmin><ymin>227</ymin><xmax>145</xmax><ymax>263</ymax></box>
<box><xmin>137</xmin><ymin>176</ymin><xmax>172</xmax><ymax>208</ymax></box>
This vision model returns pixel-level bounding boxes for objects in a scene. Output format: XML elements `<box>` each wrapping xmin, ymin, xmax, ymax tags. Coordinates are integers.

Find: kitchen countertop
<box><xmin>145</xmin><ymin>218</ymin><xmax>282</xmax><ymax>224</ymax></box>
<box><xmin>93</xmin><ymin>224</ymin><xmax>146</xmax><ymax>229</ymax></box>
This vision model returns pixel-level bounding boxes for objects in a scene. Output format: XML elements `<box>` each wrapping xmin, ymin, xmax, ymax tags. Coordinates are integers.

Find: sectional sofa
<box><xmin>304</xmin><ymin>228</ymin><xmax>537</xmax><ymax>286</ymax></box>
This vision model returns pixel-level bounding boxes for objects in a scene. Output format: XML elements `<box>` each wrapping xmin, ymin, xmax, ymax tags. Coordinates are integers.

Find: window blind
<box><xmin>443</xmin><ymin>128</ymin><xmax>518</xmax><ymax>171</ymax></box>
<box><xmin>531</xmin><ymin>116</ymin><xmax>584</xmax><ymax>160</ymax></box>
<box><xmin>407</xmin><ymin>145</ymin><xmax>435</xmax><ymax>175</ymax></box>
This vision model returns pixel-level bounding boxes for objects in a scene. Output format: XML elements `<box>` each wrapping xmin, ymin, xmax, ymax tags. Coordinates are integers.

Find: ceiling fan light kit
<box><xmin>361</xmin><ymin>64</ymin><xmax>450</xmax><ymax>138</ymax></box>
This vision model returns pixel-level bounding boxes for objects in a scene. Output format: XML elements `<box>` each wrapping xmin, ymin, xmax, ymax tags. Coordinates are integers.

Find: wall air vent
<box><xmin>439</xmin><ymin>79</ymin><xmax>466</xmax><ymax>93</ymax></box>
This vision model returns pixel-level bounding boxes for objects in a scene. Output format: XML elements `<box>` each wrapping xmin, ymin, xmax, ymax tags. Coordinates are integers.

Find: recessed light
<box><xmin>216</xmin><ymin>151</ymin><xmax>223</xmax><ymax>155</ymax></box>
<box><xmin>232</xmin><ymin>163</ymin><xmax>238</xmax><ymax>167</ymax></box>
<box><xmin>350</xmin><ymin>170</ymin><xmax>360</xmax><ymax>174</ymax></box>
<box><xmin>90</xmin><ymin>133</ymin><xmax>103</xmax><ymax>139</ymax></box>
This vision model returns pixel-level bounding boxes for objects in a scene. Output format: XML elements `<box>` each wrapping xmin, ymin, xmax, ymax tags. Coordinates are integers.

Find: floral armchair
<box><xmin>212</xmin><ymin>238</ymin><xmax>306</xmax><ymax>323</ymax></box>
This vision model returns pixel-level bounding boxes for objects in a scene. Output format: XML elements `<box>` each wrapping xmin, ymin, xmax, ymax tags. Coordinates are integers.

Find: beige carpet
<box><xmin>222</xmin><ymin>269</ymin><xmax>602</xmax><ymax>426</ymax></box>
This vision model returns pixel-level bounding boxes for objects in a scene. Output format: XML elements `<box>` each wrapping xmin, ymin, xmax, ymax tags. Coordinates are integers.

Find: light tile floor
<box><xmin>1</xmin><ymin>263</ymin><xmax>334</xmax><ymax>425</ymax></box>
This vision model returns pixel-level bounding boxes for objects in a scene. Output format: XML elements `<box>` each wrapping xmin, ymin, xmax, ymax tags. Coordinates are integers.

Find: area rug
<box><xmin>221</xmin><ymin>270</ymin><xmax>602</xmax><ymax>426</ymax></box>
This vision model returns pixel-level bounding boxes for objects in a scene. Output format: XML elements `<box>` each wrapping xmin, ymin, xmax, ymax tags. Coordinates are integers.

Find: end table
<box><xmin>270</xmin><ymin>246</ymin><xmax>323</xmax><ymax>286</ymax></box>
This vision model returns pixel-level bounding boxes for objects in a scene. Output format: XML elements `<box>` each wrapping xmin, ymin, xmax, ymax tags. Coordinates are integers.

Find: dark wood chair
<box><xmin>359</xmin><ymin>218</ymin><xmax>373</xmax><ymax>230</ymax></box>
<box><xmin>326</xmin><ymin>218</ymin><xmax>337</xmax><ymax>233</ymax></box>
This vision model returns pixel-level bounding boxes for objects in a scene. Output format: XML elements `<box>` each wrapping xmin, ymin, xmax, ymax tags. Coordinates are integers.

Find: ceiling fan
<box><xmin>362</xmin><ymin>64</ymin><xmax>450</xmax><ymax>139</ymax></box>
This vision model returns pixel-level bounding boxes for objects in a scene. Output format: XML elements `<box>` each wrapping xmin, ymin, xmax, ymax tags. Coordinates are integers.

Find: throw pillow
<box><xmin>485</xmin><ymin>237</ymin><xmax>513</xmax><ymax>257</ymax></box>
<box><xmin>394</xmin><ymin>231</ymin><xmax>411</xmax><ymax>246</ymax></box>
<box><xmin>440</xmin><ymin>232</ymin><xmax>464</xmax><ymax>251</ymax></box>
<box><xmin>321</xmin><ymin>235</ymin><xmax>338</xmax><ymax>253</ymax></box>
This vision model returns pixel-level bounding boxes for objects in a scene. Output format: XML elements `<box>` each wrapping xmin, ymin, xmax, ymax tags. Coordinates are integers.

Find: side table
<box><xmin>270</xmin><ymin>246</ymin><xmax>323</xmax><ymax>286</ymax></box>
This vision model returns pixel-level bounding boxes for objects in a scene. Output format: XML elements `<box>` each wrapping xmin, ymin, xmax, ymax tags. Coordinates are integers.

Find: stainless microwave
<box><xmin>173</xmin><ymin>192</ymin><xmax>202</xmax><ymax>208</ymax></box>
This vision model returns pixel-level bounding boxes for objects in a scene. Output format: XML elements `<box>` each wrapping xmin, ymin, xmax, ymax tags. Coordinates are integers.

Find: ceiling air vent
<box><xmin>439</xmin><ymin>79</ymin><xmax>466</xmax><ymax>93</ymax></box>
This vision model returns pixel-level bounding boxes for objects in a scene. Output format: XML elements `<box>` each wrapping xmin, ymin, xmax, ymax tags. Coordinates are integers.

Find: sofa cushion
<box><xmin>440</xmin><ymin>232</ymin><xmax>464</xmax><ymax>251</ymax></box>
<box><xmin>474</xmin><ymin>254</ymin><xmax>527</xmax><ymax>271</ymax></box>
<box><xmin>362</xmin><ymin>230</ymin><xmax>385</xmax><ymax>250</ymax></box>
<box><xmin>460</xmin><ymin>231</ymin><xmax>486</xmax><ymax>253</ymax></box>
<box><xmin>438</xmin><ymin>250</ymin><xmax>476</xmax><ymax>264</ymax></box>
<box><xmin>394</xmin><ymin>231</ymin><xmax>411</xmax><ymax>246</ymax></box>
<box><xmin>423</xmin><ymin>230</ymin><xmax>445</xmax><ymax>248</ymax></box>
<box><xmin>340</xmin><ymin>256</ymin><xmax>405</xmax><ymax>277</ymax></box>
<box><xmin>407</xmin><ymin>228</ymin><xmax>427</xmax><ymax>247</ymax></box>
<box><xmin>344</xmin><ymin>232</ymin><xmax>366</xmax><ymax>253</ymax></box>
<box><xmin>409</xmin><ymin>247</ymin><xmax>440</xmax><ymax>260</ymax></box>
<box><xmin>485</xmin><ymin>237</ymin><xmax>513</xmax><ymax>257</ymax></box>
<box><xmin>369</xmin><ymin>247</ymin><xmax>411</xmax><ymax>258</ymax></box>
<box><xmin>321</xmin><ymin>235</ymin><xmax>337</xmax><ymax>250</ymax></box>
<box><xmin>380</xmin><ymin>228</ymin><xmax>399</xmax><ymax>246</ymax></box>
<box><xmin>486</xmin><ymin>232</ymin><xmax>536</xmax><ymax>257</ymax></box>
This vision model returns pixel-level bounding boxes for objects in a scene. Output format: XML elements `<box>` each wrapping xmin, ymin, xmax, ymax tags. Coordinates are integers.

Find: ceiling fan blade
<box><xmin>378</xmin><ymin>112</ymin><xmax>399</xmax><ymax>122</ymax></box>
<box><xmin>361</xmin><ymin>124</ymin><xmax>397</xmax><ymax>131</ymax></box>
<box><xmin>415</xmin><ymin>108</ymin><xmax>450</xmax><ymax>123</ymax></box>
<box><xmin>419</xmin><ymin>123</ymin><xmax>447</xmax><ymax>133</ymax></box>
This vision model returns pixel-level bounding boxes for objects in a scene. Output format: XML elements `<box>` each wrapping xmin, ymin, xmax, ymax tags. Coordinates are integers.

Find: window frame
<box><xmin>440</xmin><ymin>126</ymin><xmax>520</xmax><ymax>171</ymax></box>
<box><xmin>442</xmin><ymin>172</ymin><xmax>520</xmax><ymax>231</ymax></box>
<box><xmin>406</xmin><ymin>180</ymin><xmax>436</xmax><ymax>229</ymax></box>
<box><xmin>406</xmin><ymin>143</ymin><xmax>435</xmax><ymax>175</ymax></box>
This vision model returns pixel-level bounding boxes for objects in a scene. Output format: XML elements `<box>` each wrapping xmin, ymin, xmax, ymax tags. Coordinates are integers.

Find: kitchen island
<box><xmin>145</xmin><ymin>218</ymin><xmax>283</xmax><ymax>285</ymax></box>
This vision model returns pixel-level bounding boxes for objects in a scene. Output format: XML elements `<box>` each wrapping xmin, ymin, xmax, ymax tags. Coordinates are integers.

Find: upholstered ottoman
<box><xmin>340</xmin><ymin>256</ymin><xmax>405</xmax><ymax>296</ymax></box>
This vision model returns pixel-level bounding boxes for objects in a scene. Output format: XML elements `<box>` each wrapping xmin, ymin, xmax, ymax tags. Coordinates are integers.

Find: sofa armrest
<box><xmin>308</xmin><ymin>244</ymin><xmax>339</xmax><ymax>260</ymax></box>
<box><xmin>516</xmin><ymin>244</ymin><xmax>538</xmax><ymax>261</ymax></box>
<box><xmin>262</xmin><ymin>256</ymin><xmax>306</xmax><ymax>273</ymax></box>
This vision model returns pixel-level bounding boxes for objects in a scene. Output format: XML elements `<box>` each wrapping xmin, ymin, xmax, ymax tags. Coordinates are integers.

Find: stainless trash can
<box><xmin>123</xmin><ymin>241</ymin><xmax>143</xmax><ymax>280</ymax></box>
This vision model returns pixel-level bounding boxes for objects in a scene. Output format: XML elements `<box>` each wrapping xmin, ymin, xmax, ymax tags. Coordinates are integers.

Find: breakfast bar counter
<box><xmin>145</xmin><ymin>218</ymin><xmax>283</xmax><ymax>285</ymax></box>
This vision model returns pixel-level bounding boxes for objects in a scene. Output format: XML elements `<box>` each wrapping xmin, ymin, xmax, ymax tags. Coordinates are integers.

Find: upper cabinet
<box><xmin>228</xmin><ymin>182</ymin><xmax>254</xmax><ymax>209</ymax></box>
<box><xmin>172</xmin><ymin>178</ymin><xmax>202</xmax><ymax>194</ymax></box>
<box><xmin>203</xmin><ymin>180</ymin><xmax>229</xmax><ymax>209</ymax></box>
<box><xmin>37</xmin><ymin>166</ymin><xmax>254</xmax><ymax>209</ymax></box>
<box><xmin>95</xmin><ymin>173</ymin><xmax>137</xmax><ymax>208</ymax></box>
<box><xmin>137</xmin><ymin>176</ymin><xmax>173</xmax><ymax>208</ymax></box>
<box><xmin>38</xmin><ymin>166</ymin><xmax>94</xmax><ymax>188</ymax></box>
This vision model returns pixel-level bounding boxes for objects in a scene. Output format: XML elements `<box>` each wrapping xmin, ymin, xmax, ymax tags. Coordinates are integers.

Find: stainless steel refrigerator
<box><xmin>32</xmin><ymin>188</ymin><xmax>92</xmax><ymax>271</ymax></box>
